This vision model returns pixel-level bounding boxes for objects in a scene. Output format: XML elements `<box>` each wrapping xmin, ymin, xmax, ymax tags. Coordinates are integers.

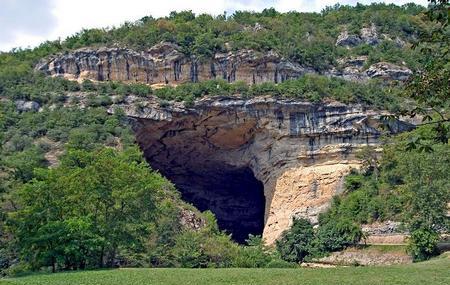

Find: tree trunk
<box><xmin>99</xmin><ymin>246</ymin><xmax>104</xmax><ymax>268</ymax></box>
<box><xmin>51</xmin><ymin>257</ymin><xmax>56</xmax><ymax>273</ymax></box>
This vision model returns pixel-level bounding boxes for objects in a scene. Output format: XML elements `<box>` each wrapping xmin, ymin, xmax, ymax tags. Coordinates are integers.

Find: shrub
<box><xmin>203</xmin><ymin>234</ymin><xmax>239</xmax><ymax>268</ymax></box>
<box><xmin>232</xmin><ymin>235</ymin><xmax>273</xmax><ymax>268</ymax></box>
<box><xmin>81</xmin><ymin>80</ymin><xmax>96</xmax><ymax>91</ymax></box>
<box><xmin>407</xmin><ymin>225</ymin><xmax>440</xmax><ymax>261</ymax></box>
<box><xmin>167</xmin><ymin>231</ymin><xmax>206</xmax><ymax>268</ymax></box>
<box><xmin>276</xmin><ymin>218</ymin><xmax>315</xmax><ymax>263</ymax></box>
<box><xmin>316</xmin><ymin>218</ymin><xmax>363</xmax><ymax>253</ymax></box>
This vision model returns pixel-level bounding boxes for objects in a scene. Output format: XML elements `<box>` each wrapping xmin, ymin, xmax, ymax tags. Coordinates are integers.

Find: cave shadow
<box><xmin>155</xmin><ymin>162</ymin><xmax>266</xmax><ymax>244</ymax></box>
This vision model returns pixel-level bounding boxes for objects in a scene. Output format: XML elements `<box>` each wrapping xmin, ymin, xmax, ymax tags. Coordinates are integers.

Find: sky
<box><xmin>0</xmin><ymin>0</ymin><xmax>429</xmax><ymax>52</ymax></box>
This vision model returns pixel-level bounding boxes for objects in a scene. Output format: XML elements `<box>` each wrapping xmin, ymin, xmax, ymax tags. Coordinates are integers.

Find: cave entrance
<box><xmin>153</xmin><ymin>162</ymin><xmax>265</xmax><ymax>244</ymax></box>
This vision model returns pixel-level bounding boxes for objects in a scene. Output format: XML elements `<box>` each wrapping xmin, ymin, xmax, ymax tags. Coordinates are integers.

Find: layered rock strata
<box><xmin>35</xmin><ymin>44</ymin><xmax>314</xmax><ymax>85</ymax></box>
<box><xmin>118</xmin><ymin>96</ymin><xmax>413</xmax><ymax>244</ymax></box>
<box><xmin>36</xmin><ymin>43</ymin><xmax>411</xmax><ymax>85</ymax></box>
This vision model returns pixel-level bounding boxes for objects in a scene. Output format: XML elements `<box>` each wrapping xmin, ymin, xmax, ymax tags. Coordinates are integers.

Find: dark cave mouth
<box><xmin>152</xmin><ymin>162</ymin><xmax>265</xmax><ymax>244</ymax></box>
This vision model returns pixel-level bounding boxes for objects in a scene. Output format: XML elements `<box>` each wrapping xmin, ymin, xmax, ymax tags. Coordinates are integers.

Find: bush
<box><xmin>86</xmin><ymin>95</ymin><xmax>112</xmax><ymax>107</ymax></box>
<box><xmin>170</xmin><ymin>231</ymin><xmax>207</xmax><ymax>267</ymax></box>
<box><xmin>276</xmin><ymin>218</ymin><xmax>315</xmax><ymax>263</ymax></box>
<box><xmin>203</xmin><ymin>234</ymin><xmax>240</xmax><ymax>268</ymax></box>
<box><xmin>407</xmin><ymin>225</ymin><xmax>440</xmax><ymax>261</ymax></box>
<box><xmin>0</xmin><ymin>246</ymin><xmax>16</xmax><ymax>277</ymax></box>
<box><xmin>275</xmin><ymin>217</ymin><xmax>363</xmax><ymax>263</ymax></box>
<box><xmin>316</xmin><ymin>218</ymin><xmax>363</xmax><ymax>253</ymax></box>
<box><xmin>81</xmin><ymin>80</ymin><xmax>96</xmax><ymax>91</ymax></box>
<box><xmin>1</xmin><ymin>262</ymin><xmax>32</xmax><ymax>277</ymax></box>
<box><xmin>232</xmin><ymin>235</ymin><xmax>273</xmax><ymax>268</ymax></box>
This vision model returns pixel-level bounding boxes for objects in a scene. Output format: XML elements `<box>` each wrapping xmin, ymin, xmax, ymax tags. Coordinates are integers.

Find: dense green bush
<box><xmin>275</xmin><ymin>217</ymin><xmax>363</xmax><ymax>263</ymax></box>
<box><xmin>407</xmin><ymin>224</ymin><xmax>440</xmax><ymax>261</ymax></box>
<box><xmin>316</xmin><ymin>218</ymin><xmax>363</xmax><ymax>253</ymax></box>
<box><xmin>232</xmin><ymin>235</ymin><xmax>275</xmax><ymax>268</ymax></box>
<box><xmin>276</xmin><ymin>218</ymin><xmax>316</xmax><ymax>263</ymax></box>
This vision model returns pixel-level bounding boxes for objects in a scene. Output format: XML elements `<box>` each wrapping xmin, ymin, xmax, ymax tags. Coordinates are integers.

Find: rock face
<box><xmin>362</xmin><ymin>221</ymin><xmax>403</xmax><ymax>235</ymax></box>
<box><xmin>36</xmin><ymin>45</ymin><xmax>316</xmax><ymax>85</ymax></box>
<box><xmin>336</xmin><ymin>23</ymin><xmax>381</xmax><ymax>47</ymax></box>
<box><xmin>336</xmin><ymin>23</ymin><xmax>409</xmax><ymax>49</ymax></box>
<box><xmin>360</xmin><ymin>23</ymin><xmax>380</xmax><ymax>46</ymax></box>
<box><xmin>336</xmin><ymin>31</ymin><xmax>362</xmax><ymax>47</ymax></box>
<box><xmin>119</xmin><ymin>96</ymin><xmax>414</xmax><ymax>244</ymax></box>
<box><xmin>179</xmin><ymin>209</ymin><xmax>206</xmax><ymax>231</ymax></box>
<box><xmin>366</xmin><ymin>62</ymin><xmax>413</xmax><ymax>81</ymax></box>
<box><xmin>36</xmin><ymin>42</ymin><xmax>411</xmax><ymax>85</ymax></box>
<box><xmin>329</xmin><ymin>56</ymin><xmax>369</xmax><ymax>81</ymax></box>
<box><xmin>328</xmin><ymin>57</ymin><xmax>411</xmax><ymax>82</ymax></box>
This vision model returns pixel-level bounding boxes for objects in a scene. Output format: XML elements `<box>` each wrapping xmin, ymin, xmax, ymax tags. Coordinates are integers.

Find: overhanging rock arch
<box><xmin>125</xmin><ymin>96</ymin><xmax>413</xmax><ymax>244</ymax></box>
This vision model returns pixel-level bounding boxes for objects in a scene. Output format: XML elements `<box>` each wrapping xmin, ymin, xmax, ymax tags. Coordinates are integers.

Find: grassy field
<box><xmin>1</xmin><ymin>254</ymin><xmax>448</xmax><ymax>285</ymax></box>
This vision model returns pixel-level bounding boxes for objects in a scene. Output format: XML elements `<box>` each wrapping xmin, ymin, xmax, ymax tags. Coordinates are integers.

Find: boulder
<box><xmin>15</xmin><ymin>100</ymin><xmax>40</xmax><ymax>112</ymax></box>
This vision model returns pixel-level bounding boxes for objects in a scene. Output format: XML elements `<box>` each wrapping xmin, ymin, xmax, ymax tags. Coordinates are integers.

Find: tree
<box><xmin>403</xmin><ymin>0</ymin><xmax>449</xmax><ymax>149</ymax></box>
<box><xmin>7</xmin><ymin>147</ymin><xmax>172</xmax><ymax>271</ymax></box>
<box><xmin>401</xmin><ymin>142</ymin><xmax>449</xmax><ymax>260</ymax></box>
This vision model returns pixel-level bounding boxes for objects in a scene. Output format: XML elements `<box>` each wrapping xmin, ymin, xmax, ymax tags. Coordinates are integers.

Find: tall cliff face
<box><xmin>115</xmin><ymin>96</ymin><xmax>413</xmax><ymax>244</ymax></box>
<box><xmin>36</xmin><ymin>43</ymin><xmax>412</xmax><ymax>85</ymax></box>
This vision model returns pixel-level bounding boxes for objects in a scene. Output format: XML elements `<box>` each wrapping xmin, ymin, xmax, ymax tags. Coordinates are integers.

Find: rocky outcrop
<box><xmin>115</xmin><ymin>96</ymin><xmax>414</xmax><ymax>244</ymax></box>
<box><xmin>336</xmin><ymin>23</ymin><xmax>382</xmax><ymax>47</ymax></box>
<box><xmin>15</xmin><ymin>100</ymin><xmax>40</xmax><ymax>112</ymax></box>
<box><xmin>360</xmin><ymin>23</ymin><xmax>380</xmax><ymax>46</ymax></box>
<box><xmin>362</xmin><ymin>221</ymin><xmax>403</xmax><ymax>236</ymax></box>
<box><xmin>329</xmin><ymin>56</ymin><xmax>369</xmax><ymax>81</ymax></box>
<box><xmin>36</xmin><ymin>41</ymin><xmax>411</xmax><ymax>85</ymax></box>
<box><xmin>361</xmin><ymin>221</ymin><xmax>407</xmax><ymax>245</ymax></box>
<box><xmin>179</xmin><ymin>209</ymin><xmax>206</xmax><ymax>231</ymax></box>
<box><xmin>329</xmin><ymin>57</ymin><xmax>412</xmax><ymax>82</ymax></box>
<box><xmin>366</xmin><ymin>62</ymin><xmax>413</xmax><ymax>81</ymax></box>
<box><xmin>36</xmin><ymin>45</ymin><xmax>316</xmax><ymax>86</ymax></box>
<box><xmin>336</xmin><ymin>31</ymin><xmax>362</xmax><ymax>47</ymax></box>
<box><xmin>328</xmin><ymin>56</ymin><xmax>412</xmax><ymax>81</ymax></box>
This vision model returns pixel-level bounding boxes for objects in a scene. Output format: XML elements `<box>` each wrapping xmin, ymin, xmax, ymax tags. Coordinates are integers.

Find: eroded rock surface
<box><xmin>328</xmin><ymin>57</ymin><xmax>412</xmax><ymax>82</ymax></box>
<box><xmin>117</xmin><ymin>96</ymin><xmax>413</xmax><ymax>244</ymax></box>
<box><xmin>36</xmin><ymin>45</ymin><xmax>316</xmax><ymax>85</ymax></box>
<box><xmin>336</xmin><ymin>23</ymin><xmax>381</xmax><ymax>47</ymax></box>
<box><xmin>366</xmin><ymin>62</ymin><xmax>413</xmax><ymax>81</ymax></box>
<box><xmin>336</xmin><ymin>30</ymin><xmax>363</xmax><ymax>47</ymax></box>
<box><xmin>36</xmin><ymin>41</ymin><xmax>411</xmax><ymax>85</ymax></box>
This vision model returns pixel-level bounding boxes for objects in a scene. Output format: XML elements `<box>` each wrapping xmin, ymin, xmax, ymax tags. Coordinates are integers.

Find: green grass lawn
<box><xmin>1</xmin><ymin>254</ymin><xmax>449</xmax><ymax>285</ymax></box>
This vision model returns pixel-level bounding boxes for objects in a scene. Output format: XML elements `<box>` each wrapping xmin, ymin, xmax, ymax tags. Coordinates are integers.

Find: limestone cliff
<box><xmin>35</xmin><ymin>43</ymin><xmax>412</xmax><ymax>85</ymax></box>
<box><xmin>110</xmin><ymin>96</ymin><xmax>413</xmax><ymax>244</ymax></box>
